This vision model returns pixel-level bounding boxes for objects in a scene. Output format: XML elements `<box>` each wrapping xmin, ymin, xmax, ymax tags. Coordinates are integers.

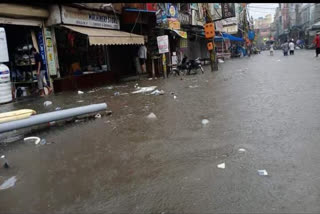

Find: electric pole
<box><xmin>243</xmin><ymin>4</ymin><xmax>248</xmax><ymax>51</ymax></box>
<box><xmin>203</xmin><ymin>3</ymin><xmax>218</xmax><ymax>71</ymax></box>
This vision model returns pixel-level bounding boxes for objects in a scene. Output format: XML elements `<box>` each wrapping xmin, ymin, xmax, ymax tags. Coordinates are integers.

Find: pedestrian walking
<box><xmin>281</xmin><ymin>40</ymin><xmax>289</xmax><ymax>56</ymax></box>
<box><xmin>313</xmin><ymin>32</ymin><xmax>320</xmax><ymax>57</ymax></box>
<box><xmin>138</xmin><ymin>42</ymin><xmax>147</xmax><ymax>73</ymax></box>
<box><xmin>289</xmin><ymin>40</ymin><xmax>295</xmax><ymax>55</ymax></box>
<box><xmin>31</xmin><ymin>47</ymin><xmax>52</xmax><ymax>97</ymax></box>
<box><xmin>270</xmin><ymin>44</ymin><xmax>274</xmax><ymax>56</ymax></box>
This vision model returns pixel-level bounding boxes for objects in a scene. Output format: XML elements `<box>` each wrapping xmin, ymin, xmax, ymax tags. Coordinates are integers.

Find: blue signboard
<box><xmin>167</xmin><ymin>3</ymin><xmax>178</xmax><ymax>18</ymax></box>
<box><xmin>37</xmin><ymin>31</ymin><xmax>50</xmax><ymax>86</ymax></box>
<box><xmin>37</xmin><ymin>31</ymin><xmax>47</xmax><ymax>71</ymax></box>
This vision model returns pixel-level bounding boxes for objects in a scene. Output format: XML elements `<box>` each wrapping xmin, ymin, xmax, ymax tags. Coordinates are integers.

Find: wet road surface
<box><xmin>1</xmin><ymin>50</ymin><xmax>320</xmax><ymax>213</ymax></box>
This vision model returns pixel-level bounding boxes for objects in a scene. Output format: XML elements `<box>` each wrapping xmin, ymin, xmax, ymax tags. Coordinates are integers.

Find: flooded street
<box><xmin>2</xmin><ymin>50</ymin><xmax>320</xmax><ymax>213</ymax></box>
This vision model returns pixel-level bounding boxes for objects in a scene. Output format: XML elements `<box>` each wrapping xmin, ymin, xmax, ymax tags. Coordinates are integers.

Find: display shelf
<box><xmin>13</xmin><ymin>80</ymin><xmax>38</xmax><ymax>84</ymax></box>
<box><xmin>16</xmin><ymin>63</ymin><xmax>36</xmax><ymax>66</ymax></box>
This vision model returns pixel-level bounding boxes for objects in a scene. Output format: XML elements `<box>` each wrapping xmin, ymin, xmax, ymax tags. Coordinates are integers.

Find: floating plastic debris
<box><xmin>202</xmin><ymin>119</ymin><xmax>209</xmax><ymax>125</ymax></box>
<box><xmin>24</xmin><ymin>136</ymin><xmax>41</xmax><ymax>145</ymax></box>
<box><xmin>147</xmin><ymin>113</ymin><xmax>157</xmax><ymax>120</ymax></box>
<box><xmin>258</xmin><ymin>170</ymin><xmax>268</xmax><ymax>176</ymax></box>
<box><xmin>43</xmin><ymin>101</ymin><xmax>52</xmax><ymax>106</ymax></box>
<box><xmin>151</xmin><ymin>90</ymin><xmax>165</xmax><ymax>95</ymax></box>
<box><xmin>132</xmin><ymin>86</ymin><xmax>157</xmax><ymax>94</ymax></box>
<box><xmin>238</xmin><ymin>148</ymin><xmax>246</xmax><ymax>153</ymax></box>
<box><xmin>0</xmin><ymin>176</ymin><xmax>17</xmax><ymax>190</ymax></box>
<box><xmin>217</xmin><ymin>163</ymin><xmax>225</xmax><ymax>169</ymax></box>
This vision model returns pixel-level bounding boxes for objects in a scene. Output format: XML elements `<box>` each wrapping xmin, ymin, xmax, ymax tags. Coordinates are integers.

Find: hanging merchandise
<box><xmin>179</xmin><ymin>38</ymin><xmax>188</xmax><ymax>48</ymax></box>
<box><xmin>167</xmin><ymin>3</ymin><xmax>178</xmax><ymax>18</ymax></box>
<box><xmin>67</xmin><ymin>32</ymin><xmax>75</xmax><ymax>48</ymax></box>
<box><xmin>248</xmin><ymin>30</ymin><xmax>255</xmax><ymax>41</ymax></box>
<box><xmin>0</xmin><ymin>28</ymin><xmax>9</xmax><ymax>62</ymax></box>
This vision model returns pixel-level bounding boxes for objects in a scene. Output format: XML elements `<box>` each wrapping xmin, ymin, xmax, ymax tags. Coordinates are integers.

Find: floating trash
<box><xmin>173</xmin><ymin>95</ymin><xmax>177</xmax><ymax>99</ymax></box>
<box><xmin>189</xmin><ymin>85</ymin><xmax>199</xmax><ymax>89</ymax></box>
<box><xmin>0</xmin><ymin>176</ymin><xmax>17</xmax><ymax>190</ymax></box>
<box><xmin>40</xmin><ymin>139</ymin><xmax>47</xmax><ymax>145</ymax></box>
<box><xmin>258</xmin><ymin>170</ymin><xmax>268</xmax><ymax>176</ymax></box>
<box><xmin>147</xmin><ymin>113</ymin><xmax>157</xmax><ymax>120</ymax></box>
<box><xmin>217</xmin><ymin>163</ymin><xmax>225</xmax><ymax>169</ymax></box>
<box><xmin>151</xmin><ymin>90</ymin><xmax>165</xmax><ymax>95</ymax></box>
<box><xmin>78</xmin><ymin>91</ymin><xmax>84</xmax><ymax>94</ymax></box>
<box><xmin>238</xmin><ymin>148</ymin><xmax>246</xmax><ymax>153</ymax></box>
<box><xmin>55</xmin><ymin>107</ymin><xmax>61</xmax><ymax>111</ymax></box>
<box><xmin>202</xmin><ymin>119</ymin><xmax>209</xmax><ymax>125</ymax></box>
<box><xmin>43</xmin><ymin>101</ymin><xmax>52</xmax><ymax>107</ymax></box>
<box><xmin>95</xmin><ymin>113</ymin><xmax>102</xmax><ymax>119</ymax></box>
<box><xmin>218</xmin><ymin>59</ymin><xmax>225</xmax><ymax>63</ymax></box>
<box><xmin>1</xmin><ymin>155</ymin><xmax>9</xmax><ymax>168</ymax></box>
<box><xmin>77</xmin><ymin>100</ymin><xmax>84</xmax><ymax>103</ymax></box>
<box><xmin>24</xmin><ymin>136</ymin><xmax>41</xmax><ymax>145</ymax></box>
<box><xmin>132</xmin><ymin>86</ymin><xmax>157</xmax><ymax>94</ymax></box>
<box><xmin>114</xmin><ymin>92</ymin><xmax>120</xmax><ymax>96</ymax></box>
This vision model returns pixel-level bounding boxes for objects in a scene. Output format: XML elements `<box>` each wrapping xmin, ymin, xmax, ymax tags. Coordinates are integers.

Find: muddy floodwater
<box><xmin>1</xmin><ymin>50</ymin><xmax>320</xmax><ymax>213</ymax></box>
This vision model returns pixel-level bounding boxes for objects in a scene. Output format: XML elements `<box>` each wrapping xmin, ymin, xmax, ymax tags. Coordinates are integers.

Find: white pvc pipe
<box><xmin>0</xmin><ymin>103</ymin><xmax>107</xmax><ymax>133</ymax></box>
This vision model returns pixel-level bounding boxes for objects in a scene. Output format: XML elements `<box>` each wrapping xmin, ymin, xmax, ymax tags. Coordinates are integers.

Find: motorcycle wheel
<box><xmin>200</xmin><ymin>66</ymin><xmax>204</xmax><ymax>74</ymax></box>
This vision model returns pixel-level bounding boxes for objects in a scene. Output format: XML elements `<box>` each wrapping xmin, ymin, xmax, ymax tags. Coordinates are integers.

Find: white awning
<box><xmin>62</xmin><ymin>25</ymin><xmax>144</xmax><ymax>45</ymax></box>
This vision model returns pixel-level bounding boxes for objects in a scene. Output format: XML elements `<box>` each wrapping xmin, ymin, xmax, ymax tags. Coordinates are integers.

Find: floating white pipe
<box><xmin>0</xmin><ymin>103</ymin><xmax>107</xmax><ymax>133</ymax></box>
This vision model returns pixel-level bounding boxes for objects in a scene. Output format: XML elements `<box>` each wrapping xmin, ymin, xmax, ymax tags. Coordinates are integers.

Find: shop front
<box><xmin>0</xmin><ymin>4</ymin><xmax>52</xmax><ymax>100</ymax></box>
<box><xmin>46</xmin><ymin>5</ymin><xmax>144</xmax><ymax>92</ymax></box>
<box><xmin>155</xmin><ymin>3</ymin><xmax>189</xmax><ymax>71</ymax></box>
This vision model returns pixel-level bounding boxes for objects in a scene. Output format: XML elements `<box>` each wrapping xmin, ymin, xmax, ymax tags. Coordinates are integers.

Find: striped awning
<box><xmin>62</xmin><ymin>25</ymin><xmax>144</xmax><ymax>45</ymax></box>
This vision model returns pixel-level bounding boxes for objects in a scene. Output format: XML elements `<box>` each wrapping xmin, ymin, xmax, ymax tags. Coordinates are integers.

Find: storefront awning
<box><xmin>173</xmin><ymin>30</ymin><xmax>187</xmax><ymax>39</ymax></box>
<box><xmin>312</xmin><ymin>21</ymin><xmax>320</xmax><ymax>30</ymax></box>
<box><xmin>222</xmin><ymin>33</ymin><xmax>244</xmax><ymax>42</ymax></box>
<box><xmin>62</xmin><ymin>25</ymin><xmax>144</xmax><ymax>45</ymax></box>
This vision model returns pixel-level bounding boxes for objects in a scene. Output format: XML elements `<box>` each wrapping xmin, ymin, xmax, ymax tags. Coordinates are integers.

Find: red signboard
<box><xmin>146</xmin><ymin>3</ymin><xmax>157</xmax><ymax>11</ymax></box>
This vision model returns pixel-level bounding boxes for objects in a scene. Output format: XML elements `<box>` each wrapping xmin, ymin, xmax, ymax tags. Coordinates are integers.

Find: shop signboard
<box><xmin>211</xmin><ymin>3</ymin><xmax>223</xmax><ymax>21</ymax></box>
<box><xmin>168</xmin><ymin>18</ymin><xmax>180</xmax><ymax>30</ymax></box>
<box><xmin>167</xmin><ymin>3</ymin><xmax>178</xmax><ymax>18</ymax></box>
<box><xmin>178</xmin><ymin>13</ymin><xmax>190</xmax><ymax>25</ymax></box>
<box><xmin>37</xmin><ymin>31</ymin><xmax>47</xmax><ymax>71</ymax></box>
<box><xmin>221</xmin><ymin>3</ymin><xmax>236</xmax><ymax>19</ymax></box>
<box><xmin>157</xmin><ymin>35</ymin><xmax>169</xmax><ymax>54</ymax></box>
<box><xmin>61</xmin><ymin>6</ymin><xmax>120</xmax><ymax>30</ymax></box>
<box><xmin>44</xmin><ymin>28</ymin><xmax>57</xmax><ymax>76</ymax></box>
<box><xmin>0</xmin><ymin>28</ymin><xmax>9</xmax><ymax>62</ymax></box>
<box><xmin>156</xmin><ymin>10</ymin><xmax>167</xmax><ymax>24</ymax></box>
<box><xmin>215</xmin><ymin>20</ymin><xmax>224</xmax><ymax>31</ymax></box>
<box><xmin>190</xmin><ymin>3</ymin><xmax>198</xmax><ymax>10</ymax></box>
<box><xmin>223</xmin><ymin>24</ymin><xmax>238</xmax><ymax>34</ymax></box>
<box><xmin>146</xmin><ymin>3</ymin><xmax>157</xmax><ymax>11</ymax></box>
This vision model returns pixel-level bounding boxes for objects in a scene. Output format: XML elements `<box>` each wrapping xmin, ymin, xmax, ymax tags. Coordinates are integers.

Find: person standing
<box><xmin>289</xmin><ymin>40</ymin><xmax>295</xmax><ymax>55</ymax></box>
<box><xmin>270</xmin><ymin>43</ymin><xmax>274</xmax><ymax>56</ymax></box>
<box><xmin>138</xmin><ymin>43</ymin><xmax>147</xmax><ymax>73</ymax></box>
<box><xmin>281</xmin><ymin>40</ymin><xmax>289</xmax><ymax>56</ymax></box>
<box><xmin>313</xmin><ymin>32</ymin><xmax>320</xmax><ymax>57</ymax></box>
<box><xmin>31</xmin><ymin>47</ymin><xmax>52</xmax><ymax>97</ymax></box>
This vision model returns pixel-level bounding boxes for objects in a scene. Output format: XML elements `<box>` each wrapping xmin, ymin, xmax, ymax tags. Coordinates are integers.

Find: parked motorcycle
<box><xmin>186</xmin><ymin>57</ymin><xmax>204</xmax><ymax>75</ymax></box>
<box><xmin>171</xmin><ymin>55</ymin><xmax>188</xmax><ymax>76</ymax></box>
